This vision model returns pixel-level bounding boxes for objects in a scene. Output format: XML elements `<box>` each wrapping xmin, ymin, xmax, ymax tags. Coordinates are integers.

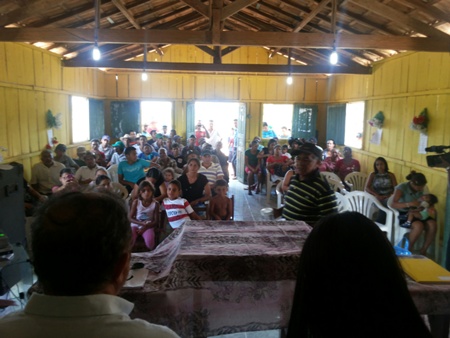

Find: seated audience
<box><xmin>131</xmin><ymin>168</ymin><xmax>167</xmax><ymax>203</ymax></box>
<box><xmin>98</xmin><ymin>135</ymin><xmax>114</xmax><ymax>163</ymax></box>
<box><xmin>154</xmin><ymin>148</ymin><xmax>178</xmax><ymax>172</ymax></box>
<box><xmin>209</xmin><ymin>179</ymin><xmax>233</xmax><ymax>220</ymax></box>
<box><xmin>0</xmin><ymin>192</ymin><xmax>179</xmax><ymax>337</ymax></box>
<box><xmin>266</xmin><ymin>144</ymin><xmax>291</xmax><ymax>182</ymax></box>
<box><xmin>53</xmin><ymin>144</ymin><xmax>79</xmax><ymax>172</ymax></box>
<box><xmin>319</xmin><ymin>148</ymin><xmax>341</xmax><ymax>172</ymax></box>
<box><xmin>181</xmin><ymin>135</ymin><xmax>201</xmax><ymax>159</ymax></box>
<box><xmin>169</xmin><ymin>143</ymin><xmax>185</xmax><ymax>174</ymax></box>
<box><xmin>391</xmin><ymin>171</ymin><xmax>436</xmax><ymax>255</ymax></box>
<box><xmin>245</xmin><ymin>140</ymin><xmax>262</xmax><ymax>195</ymax></box>
<box><xmin>73</xmin><ymin>146</ymin><xmax>87</xmax><ymax>167</ymax></box>
<box><xmin>199</xmin><ymin>150</ymin><xmax>224</xmax><ymax>188</ymax></box>
<box><xmin>334</xmin><ymin>146</ymin><xmax>361</xmax><ymax>183</ymax></box>
<box><xmin>322</xmin><ymin>138</ymin><xmax>338</xmax><ymax>159</ymax></box>
<box><xmin>282</xmin><ymin>143</ymin><xmax>338</xmax><ymax>224</ymax></box>
<box><xmin>138</xmin><ymin>143</ymin><xmax>158</xmax><ymax>161</ymax></box>
<box><xmin>30</xmin><ymin>150</ymin><xmax>65</xmax><ymax>195</ymax></box>
<box><xmin>118</xmin><ymin>147</ymin><xmax>151</xmax><ymax>193</ymax></box>
<box><xmin>286</xmin><ymin>212</ymin><xmax>431</xmax><ymax>338</ymax></box>
<box><xmin>75</xmin><ymin>151</ymin><xmax>106</xmax><ymax>191</ymax></box>
<box><xmin>108</xmin><ymin>141</ymin><xmax>126</xmax><ymax>167</ymax></box>
<box><xmin>95</xmin><ymin>174</ymin><xmax>112</xmax><ymax>192</ymax></box>
<box><xmin>129</xmin><ymin>181</ymin><xmax>159</xmax><ymax>251</ymax></box>
<box><xmin>90</xmin><ymin>138</ymin><xmax>107</xmax><ymax>167</ymax></box>
<box><xmin>177</xmin><ymin>158</ymin><xmax>211</xmax><ymax>206</ymax></box>
<box><xmin>365</xmin><ymin>157</ymin><xmax>397</xmax><ymax>205</ymax></box>
<box><xmin>163</xmin><ymin>180</ymin><xmax>201</xmax><ymax>231</ymax></box>
<box><xmin>281</xmin><ymin>144</ymin><xmax>291</xmax><ymax>159</ymax></box>
<box><xmin>52</xmin><ymin>168</ymin><xmax>81</xmax><ymax>194</ymax></box>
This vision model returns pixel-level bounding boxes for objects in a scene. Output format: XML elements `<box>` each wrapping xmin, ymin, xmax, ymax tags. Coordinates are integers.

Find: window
<box><xmin>262</xmin><ymin>104</ymin><xmax>293</xmax><ymax>139</ymax></box>
<box><xmin>141</xmin><ymin>101</ymin><xmax>172</xmax><ymax>133</ymax></box>
<box><xmin>326</xmin><ymin>101</ymin><xmax>364</xmax><ymax>149</ymax></box>
<box><xmin>344</xmin><ymin>101</ymin><xmax>364</xmax><ymax>149</ymax></box>
<box><xmin>71</xmin><ymin>96</ymin><xmax>90</xmax><ymax>143</ymax></box>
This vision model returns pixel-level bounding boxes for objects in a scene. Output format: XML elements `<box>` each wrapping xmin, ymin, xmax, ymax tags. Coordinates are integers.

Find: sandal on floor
<box><xmin>400</xmin><ymin>221</ymin><xmax>411</xmax><ymax>228</ymax></box>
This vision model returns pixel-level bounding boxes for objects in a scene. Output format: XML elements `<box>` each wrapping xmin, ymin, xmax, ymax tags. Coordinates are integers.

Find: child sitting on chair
<box><xmin>402</xmin><ymin>193</ymin><xmax>438</xmax><ymax>228</ymax></box>
<box><xmin>209</xmin><ymin>179</ymin><xmax>233</xmax><ymax>220</ymax></box>
<box><xmin>129</xmin><ymin>181</ymin><xmax>159</xmax><ymax>250</ymax></box>
<box><xmin>163</xmin><ymin>180</ymin><xmax>201</xmax><ymax>230</ymax></box>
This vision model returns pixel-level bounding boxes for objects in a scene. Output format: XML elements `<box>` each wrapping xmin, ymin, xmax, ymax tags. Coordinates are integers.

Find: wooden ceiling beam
<box><xmin>222</xmin><ymin>0</ymin><xmax>259</xmax><ymax>20</ymax></box>
<box><xmin>62</xmin><ymin>59</ymin><xmax>372</xmax><ymax>74</ymax></box>
<box><xmin>348</xmin><ymin>0</ymin><xmax>450</xmax><ymax>39</ymax></box>
<box><xmin>180</xmin><ymin>0</ymin><xmax>210</xmax><ymax>19</ymax></box>
<box><xmin>404</xmin><ymin>0</ymin><xmax>450</xmax><ymax>25</ymax></box>
<box><xmin>2</xmin><ymin>28</ymin><xmax>449</xmax><ymax>52</ymax></box>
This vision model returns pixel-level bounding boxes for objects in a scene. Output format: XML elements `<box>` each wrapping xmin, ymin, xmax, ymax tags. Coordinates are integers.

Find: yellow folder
<box><xmin>399</xmin><ymin>256</ymin><xmax>450</xmax><ymax>284</ymax></box>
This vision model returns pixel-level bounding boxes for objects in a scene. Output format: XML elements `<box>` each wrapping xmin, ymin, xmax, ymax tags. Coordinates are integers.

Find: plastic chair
<box><xmin>344</xmin><ymin>191</ymin><xmax>393</xmax><ymax>243</ymax></box>
<box><xmin>111</xmin><ymin>182</ymin><xmax>129</xmax><ymax>200</ymax></box>
<box><xmin>265</xmin><ymin>168</ymin><xmax>280</xmax><ymax>202</ymax></box>
<box><xmin>275</xmin><ymin>181</ymin><xmax>285</xmax><ymax>209</ymax></box>
<box><xmin>320</xmin><ymin>172</ymin><xmax>348</xmax><ymax>194</ymax></box>
<box><xmin>344</xmin><ymin>172</ymin><xmax>368</xmax><ymax>191</ymax></box>
<box><xmin>387</xmin><ymin>195</ymin><xmax>438</xmax><ymax>258</ymax></box>
<box><xmin>107</xmin><ymin>164</ymin><xmax>119</xmax><ymax>183</ymax></box>
<box><xmin>334</xmin><ymin>192</ymin><xmax>350</xmax><ymax>213</ymax></box>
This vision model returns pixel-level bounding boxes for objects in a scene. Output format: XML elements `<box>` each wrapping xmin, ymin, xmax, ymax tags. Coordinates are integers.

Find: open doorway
<box><xmin>140</xmin><ymin>101</ymin><xmax>173</xmax><ymax>134</ymax></box>
<box><xmin>193</xmin><ymin>101</ymin><xmax>240</xmax><ymax>156</ymax></box>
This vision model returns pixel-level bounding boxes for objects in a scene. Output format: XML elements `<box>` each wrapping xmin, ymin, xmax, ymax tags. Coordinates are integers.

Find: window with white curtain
<box><xmin>344</xmin><ymin>101</ymin><xmax>365</xmax><ymax>149</ymax></box>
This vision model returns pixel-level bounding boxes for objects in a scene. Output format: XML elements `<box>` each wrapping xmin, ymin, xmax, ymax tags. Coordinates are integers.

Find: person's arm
<box><xmin>364</xmin><ymin>172</ymin><xmax>378</xmax><ymax>198</ymax></box>
<box><xmin>225</xmin><ymin>197</ymin><xmax>232</xmax><ymax>220</ymax></box>
<box><xmin>390</xmin><ymin>172</ymin><xmax>398</xmax><ymax>188</ymax></box>
<box><xmin>190</xmin><ymin>182</ymin><xmax>211</xmax><ymax>206</ymax></box>
<box><xmin>119</xmin><ymin>174</ymin><xmax>135</xmax><ymax>190</ymax></box>
<box><xmin>282</xmin><ymin>170</ymin><xmax>293</xmax><ymax>192</ymax></box>
<box><xmin>129</xmin><ymin>199</ymin><xmax>144</xmax><ymax>226</ymax></box>
<box><xmin>203</xmin><ymin>125</ymin><xmax>210</xmax><ymax>139</ymax></box>
<box><xmin>208</xmin><ymin>198</ymin><xmax>220</xmax><ymax>220</ymax></box>
<box><xmin>189</xmin><ymin>210</ymin><xmax>202</xmax><ymax>220</ymax></box>
<box><xmin>391</xmin><ymin>188</ymin><xmax>420</xmax><ymax>209</ymax></box>
<box><xmin>154</xmin><ymin>183</ymin><xmax>167</xmax><ymax>203</ymax></box>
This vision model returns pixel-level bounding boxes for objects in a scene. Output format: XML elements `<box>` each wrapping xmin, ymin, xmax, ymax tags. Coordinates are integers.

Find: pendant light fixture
<box><xmin>93</xmin><ymin>0</ymin><xmax>101</xmax><ymax>61</ymax></box>
<box><xmin>329</xmin><ymin>0</ymin><xmax>338</xmax><ymax>65</ymax></box>
<box><xmin>142</xmin><ymin>44</ymin><xmax>148</xmax><ymax>81</ymax></box>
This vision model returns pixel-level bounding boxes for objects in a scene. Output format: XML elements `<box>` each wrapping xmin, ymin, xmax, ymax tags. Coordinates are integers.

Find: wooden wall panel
<box><xmin>18</xmin><ymin>91</ymin><xmax>32</xmax><ymax>155</ymax></box>
<box><xmin>33</xmin><ymin>50</ymin><xmax>44</xmax><ymax>88</ymax></box>
<box><xmin>5</xmin><ymin>88</ymin><xmax>20</xmax><ymax>157</ymax></box>
<box><xmin>0</xmin><ymin>89</ymin><xmax>7</xmax><ymax>156</ymax></box>
<box><xmin>22</xmin><ymin>45</ymin><xmax>34</xmax><ymax>86</ymax></box>
<box><xmin>0</xmin><ymin>43</ymin><xmax>6</xmax><ymax>83</ymax></box>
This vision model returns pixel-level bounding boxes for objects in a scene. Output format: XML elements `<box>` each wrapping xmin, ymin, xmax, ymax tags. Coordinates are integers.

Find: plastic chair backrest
<box><xmin>345</xmin><ymin>172</ymin><xmax>368</xmax><ymax>191</ymax></box>
<box><xmin>334</xmin><ymin>192</ymin><xmax>350</xmax><ymax>213</ymax></box>
<box><xmin>107</xmin><ymin>164</ymin><xmax>119</xmax><ymax>183</ymax></box>
<box><xmin>275</xmin><ymin>181</ymin><xmax>285</xmax><ymax>209</ymax></box>
<box><xmin>266</xmin><ymin>168</ymin><xmax>279</xmax><ymax>202</ymax></box>
<box><xmin>111</xmin><ymin>182</ymin><xmax>129</xmax><ymax>200</ymax></box>
<box><xmin>320</xmin><ymin>171</ymin><xmax>342</xmax><ymax>184</ymax></box>
<box><xmin>344</xmin><ymin>191</ymin><xmax>394</xmax><ymax>243</ymax></box>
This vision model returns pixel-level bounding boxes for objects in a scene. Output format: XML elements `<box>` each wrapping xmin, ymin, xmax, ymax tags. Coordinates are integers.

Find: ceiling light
<box><xmin>106</xmin><ymin>17</ymin><xmax>115</xmax><ymax>24</ymax></box>
<box><xmin>92</xmin><ymin>42</ymin><xmax>101</xmax><ymax>61</ymax></box>
<box><xmin>330</xmin><ymin>48</ymin><xmax>338</xmax><ymax>65</ymax></box>
<box><xmin>286</xmin><ymin>76</ymin><xmax>293</xmax><ymax>85</ymax></box>
<box><xmin>141</xmin><ymin>72</ymin><xmax>148</xmax><ymax>81</ymax></box>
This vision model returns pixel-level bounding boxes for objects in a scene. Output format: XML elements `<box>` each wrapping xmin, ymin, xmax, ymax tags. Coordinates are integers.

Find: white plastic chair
<box><xmin>320</xmin><ymin>172</ymin><xmax>348</xmax><ymax>194</ymax></box>
<box><xmin>111</xmin><ymin>182</ymin><xmax>129</xmax><ymax>200</ymax></box>
<box><xmin>107</xmin><ymin>164</ymin><xmax>119</xmax><ymax>183</ymax></box>
<box><xmin>334</xmin><ymin>192</ymin><xmax>350</xmax><ymax>213</ymax></box>
<box><xmin>344</xmin><ymin>191</ymin><xmax>394</xmax><ymax>243</ymax></box>
<box><xmin>275</xmin><ymin>181</ymin><xmax>285</xmax><ymax>209</ymax></box>
<box><xmin>265</xmin><ymin>168</ymin><xmax>279</xmax><ymax>202</ymax></box>
<box><xmin>345</xmin><ymin>172</ymin><xmax>368</xmax><ymax>191</ymax></box>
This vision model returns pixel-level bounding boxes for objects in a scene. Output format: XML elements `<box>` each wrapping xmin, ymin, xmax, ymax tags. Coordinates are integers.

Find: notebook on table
<box><xmin>399</xmin><ymin>255</ymin><xmax>450</xmax><ymax>284</ymax></box>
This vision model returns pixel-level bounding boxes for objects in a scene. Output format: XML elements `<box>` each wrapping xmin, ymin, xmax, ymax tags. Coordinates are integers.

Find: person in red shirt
<box><xmin>334</xmin><ymin>146</ymin><xmax>361</xmax><ymax>183</ymax></box>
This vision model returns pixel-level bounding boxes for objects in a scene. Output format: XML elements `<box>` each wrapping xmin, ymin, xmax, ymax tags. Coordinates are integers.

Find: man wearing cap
<box><xmin>121</xmin><ymin>134</ymin><xmax>132</xmax><ymax>148</ymax></box>
<box><xmin>98</xmin><ymin>135</ymin><xmax>114</xmax><ymax>163</ymax></box>
<box><xmin>281</xmin><ymin>143</ymin><xmax>338</xmax><ymax>225</ymax></box>
<box><xmin>182</xmin><ymin>135</ymin><xmax>201</xmax><ymax>159</ymax></box>
<box><xmin>74</xmin><ymin>146</ymin><xmax>87</xmax><ymax>167</ymax></box>
<box><xmin>108</xmin><ymin>141</ymin><xmax>126</xmax><ymax>166</ymax></box>
<box><xmin>199</xmin><ymin>150</ymin><xmax>224</xmax><ymax>187</ymax></box>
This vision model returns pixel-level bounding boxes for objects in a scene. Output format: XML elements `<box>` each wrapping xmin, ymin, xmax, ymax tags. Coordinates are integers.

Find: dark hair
<box><xmin>84</xmin><ymin>151</ymin><xmax>95</xmax><ymax>160</ymax></box>
<box><xmin>343</xmin><ymin>146</ymin><xmax>352</xmax><ymax>155</ymax></box>
<box><xmin>171</xmin><ymin>143</ymin><xmax>179</xmax><ymax>149</ymax></box>
<box><xmin>406</xmin><ymin>171</ymin><xmax>427</xmax><ymax>186</ymax></box>
<box><xmin>427</xmin><ymin>193</ymin><xmax>438</xmax><ymax>206</ymax></box>
<box><xmin>59</xmin><ymin>168</ymin><xmax>73</xmax><ymax>177</ymax></box>
<box><xmin>31</xmin><ymin>192</ymin><xmax>131</xmax><ymax>296</ymax></box>
<box><xmin>124</xmin><ymin>147</ymin><xmax>136</xmax><ymax>156</ymax></box>
<box><xmin>55</xmin><ymin>144</ymin><xmax>67</xmax><ymax>152</ymax></box>
<box><xmin>373</xmin><ymin>157</ymin><xmax>390</xmax><ymax>173</ymax></box>
<box><xmin>187</xmin><ymin>157</ymin><xmax>201</xmax><ymax>167</ymax></box>
<box><xmin>146</xmin><ymin>167</ymin><xmax>161</xmax><ymax>180</ymax></box>
<box><xmin>263</xmin><ymin>122</ymin><xmax>268</xmax><ymax>127</ymax></box>
<box><xmin>281</xmin><ymin>144</ymin><xmax>288</xmax><ymax>150</ymax></box>
<box><xmin>95</xmin><ymin>175</ymin><xmax>110</xmax><ymax>186</ymax></box>
<box><xmin>267</xmin><ymin>139</ymin><xmax>277</xmax><ymax>148</ymax></box>
<box><xmin>137</xmin><ymin>180</ymin><xmax>155</xmax><ymax>200</ymax></box>
<box><xmin>215</xmin><ymin>179</ymin><xmax>228</xmax><ymax>188</ymax></box>
<box><xmin>287</xmin><ymin>212</ymin><xmax>431</xmax><ymax>338</ymax></box>
<box><xmin>168</xmin><ymin>179</ymin><xmax>181</xmax><ymax>191</ymax></box>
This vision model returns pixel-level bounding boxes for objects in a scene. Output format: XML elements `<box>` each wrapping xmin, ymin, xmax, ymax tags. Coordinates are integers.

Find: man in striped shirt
<box><xmin>199</xmin><ymin>150</ymin><xmax>224</xmax><ymax>187</ymax></box>
<box><xmin>282</xmin><ymin>143</ymin><xmax>338</xmax><ymax>225</ymax></box>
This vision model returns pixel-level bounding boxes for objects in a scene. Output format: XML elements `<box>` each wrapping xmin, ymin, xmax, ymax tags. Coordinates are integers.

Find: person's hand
<box><xmin>409</xmin><ymin>200</ymin><xmax>421</xmax><ymax>208</ymax></box>
<box><xmin>190</xmin><ymin>200</ymin><xmax>199</xmax><ymax>207</ymax></box>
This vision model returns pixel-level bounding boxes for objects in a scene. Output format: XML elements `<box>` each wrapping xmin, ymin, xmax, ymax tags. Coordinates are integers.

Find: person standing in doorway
<box><xmin>205</xmin><ymin>120</ymin><xmax>221</xmax><ymax>148</ymax></box>
<box><xmin>229</xmin><ymin>118</ymin><xmax>238</xmax><ymax>180</ymax></box>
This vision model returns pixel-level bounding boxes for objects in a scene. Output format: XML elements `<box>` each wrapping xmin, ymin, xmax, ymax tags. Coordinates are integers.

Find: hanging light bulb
<box><xmin>141</xmin><ymin>72</ymin><xmax>148</xmax><ymax>81</ymax></box>
<box><xmin>286</xmin><ymin>75</ymin><xmax>293</xmax><ymax>85</ymax></box>
<box><xmin>330</xmin><ymin>47</ymin><xmax>338</xmax><ymax>65</ymax></box>
<box><xmin>92</xmin><ymin>42</ymin><xmax>101</xmax><ymax>61</ymax></box>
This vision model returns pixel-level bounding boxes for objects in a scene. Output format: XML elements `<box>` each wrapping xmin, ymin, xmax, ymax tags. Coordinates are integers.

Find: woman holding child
<box><xmin>391</xmin><ymin>171</ymin><xmax>437</xmax><ymax>255</ymax></box>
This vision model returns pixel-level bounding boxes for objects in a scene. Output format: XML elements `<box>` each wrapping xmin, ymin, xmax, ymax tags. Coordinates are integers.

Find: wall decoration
<box><xmin>368</xmin><ymin>111</ymin><xmax>384</xmax><ymax>129</ymax></box>
<box><xmin>45</xmin><ymin>109</ymin><xmax>62</xmax><ymax>129</ymax></box>
<box><xmin>410</xmin><ymin>108</ymin><xmax>429</xmax><ymax>135</ymax></box>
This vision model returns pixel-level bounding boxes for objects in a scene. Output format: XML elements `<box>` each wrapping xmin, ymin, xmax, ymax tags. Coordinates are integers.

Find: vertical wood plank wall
<box><xmin>328</xmin><ymin>52</ymin><xmax>450</xmax><ymax>254</ymax></box>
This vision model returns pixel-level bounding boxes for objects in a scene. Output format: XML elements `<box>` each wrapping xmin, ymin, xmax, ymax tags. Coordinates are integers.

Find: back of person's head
<box><xmin>406</xmin><ymin>171</ymin><xmax>427</xmax><ymax>186</ymax></box>
<box><xmin>146</xmin><ymin>167</ymin><xmax>161</xmax><ymax>180</ymax></box>
<box><xmin>287</xmin><ymin>212</ymin><xmax>430</xmax><ymax>338</ymax></box>
<box><xmin>31</xmin><ymin>192</ymin><xmax>131</xmax><ymax>296</ymax></box>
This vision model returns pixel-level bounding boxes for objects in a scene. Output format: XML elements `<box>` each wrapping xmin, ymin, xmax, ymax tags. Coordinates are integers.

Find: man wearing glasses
<box><xmin>282</xmin><ymin>143</ymin><xmax>338</xmax><ymax>225</ymax></box>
